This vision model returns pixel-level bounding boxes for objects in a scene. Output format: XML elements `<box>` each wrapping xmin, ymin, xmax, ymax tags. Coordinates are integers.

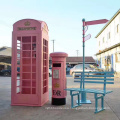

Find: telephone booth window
<box><xmin>16</xmin><ymin>37</ymin><xmax>21</xmax><ymax>94</ymax></box>
<box><xmin>43</xmin><ymin>39</ymin><xmax>48</xmax><ymax>94</ymax></box>
<box><xmin>15</xmin><ymin>36</ymin><xmax>37</xmax><ymax>94</ymax></box>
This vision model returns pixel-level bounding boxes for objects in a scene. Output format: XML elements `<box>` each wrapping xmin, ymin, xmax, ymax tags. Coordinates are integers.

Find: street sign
<box><xmin>85</xmin><ymin>26</ymin><xmax>88</xmax><ymax>33</ymax></box>
<box><xmin>81</xmin><ymin>18</ymin><xmax>108</xmax><ymax>104</ymax></box>
<box><xmin>84</xmin><ymin>34</ymin><xmax>91</xmax><ymax>41</ymax></box>
<box><xmin>85</xmin><ymin>19</ymin><xmax>108</xmax><ymax>26</ymax></box>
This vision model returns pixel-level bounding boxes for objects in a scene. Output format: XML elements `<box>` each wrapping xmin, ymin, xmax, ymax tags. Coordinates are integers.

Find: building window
<box><xmin>117</xmin><ymin>24</ymin><xmax>119</xmax><ymax>33</ymax></box>
<box><xmin>115</xmin><ymin>53</ymin><xmax>120</xmax><ymax>62</ymax></box>
<box><xmin>104</xmin><ymin>56</ymin><xmax>111</xmax><ymax>66</ymax></box>
<box><xmin>104</xmin><ymin>58</ymin><xmax>107</xmax><ymax>66</ymax></box>
<box><xmin>102</xmin><ymin>57</ymin><xmax>105</xmax><ymax>65</ymax></box>
<box><xmin>107</xmin><ymin>32</ymin><xmax>110</xmax><ymax>39</ymax></box>
<box><xmin>99</xmin><ymin>41</ymin><xmax>100</xmax><ymax>46</ymax></box>
<box><xmin>107</xmin><ymin>56</ymin><xmax>111</xmax><ymax>64</ymax></box>
<box><xmin>103</xmin><ymin>37</ymin><xmax>104</xmax><ymax>43</ymax></box>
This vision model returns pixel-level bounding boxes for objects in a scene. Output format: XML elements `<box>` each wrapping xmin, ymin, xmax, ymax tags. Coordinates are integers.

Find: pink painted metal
<box><xmin>11</xmin><ymin>19</ymin><xmax>49</xmax><ymax>106</ymax></box>
<box><xmin>85</xmin><ymin>19</ymin><xmax>108</xmax><ymax>26</ymax></box>
<box><xmin>83</xmin><ymin>19</ymin><xmax>85</xmax><ymax>42</ymax></box>
<box><xmin>50</xmin><ymin>52</ymin><xmax>68</xmax><ymax>105</ymax></box>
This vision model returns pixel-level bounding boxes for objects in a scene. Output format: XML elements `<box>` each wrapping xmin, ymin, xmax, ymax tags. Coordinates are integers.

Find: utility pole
<box><xmin>76</xmin><ymin>50</ymin><xmax>79</xmax><ymax>57</ymax></box>
<box><xmin>51</xmin><ymin>40</ymin><xmax>55</xmax><ymax>52</ymax></box>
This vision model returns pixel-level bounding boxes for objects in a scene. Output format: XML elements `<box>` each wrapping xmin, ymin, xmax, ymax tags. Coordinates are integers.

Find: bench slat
<box><xmin>74</xmin><ymin>77</ymin><xmax>114</xmax><ymax>81</ymax></box>
<box><xmin>74</xmin><ymin>80</ymin><xmax>114</xmax><ymax>84</ymax></box>
<box><xmin>74</xmin><ymin>71</ymin><xmax>114</xmax><ymax>74</ymax></box>
<box><xmin>75</xmin><ymin>75</ymin><xmax>114</xmax><ymax>77</ymax></box>
<box><xmin>65</xmin><ymin>88</ymin><xmax>113</xmax><ymax>94</ymax></box>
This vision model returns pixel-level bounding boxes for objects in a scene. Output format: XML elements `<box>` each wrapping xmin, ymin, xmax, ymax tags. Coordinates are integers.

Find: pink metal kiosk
<box><xmin>11</xmin><ymin>19</ymin><xmax>49</xmax><ymax>106</ymax></box>
<box><xmin>50</xmin><ymin>52</ymin><xmax>68</xmax><ymax>105</ymax></box>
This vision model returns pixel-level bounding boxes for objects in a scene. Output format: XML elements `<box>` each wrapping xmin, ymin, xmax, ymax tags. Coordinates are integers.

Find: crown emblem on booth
<box><xmin>24</xmin><ymin>21</ymin><xmax>30</xmax><ymax>26</ymax></box>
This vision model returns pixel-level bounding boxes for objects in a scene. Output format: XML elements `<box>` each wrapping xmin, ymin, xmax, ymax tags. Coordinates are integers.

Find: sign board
<box><xmin>53</xmin><ymin>69</ymin><xmax>59</xmax><ymax>79</ymax></box>
<box><xmin>84</xmin><ymin>34</ymin><xmax>91</xmax><ymax>41</ymax></box>
<box><xmin>85</xmin><ymin>19</ymin><xmax>108</xmax><ymax>26</ymax></box>
<box><xmin>85</xmin><ymin>26</ymin><xmax>88</xmax><ymax>33</ymax></box>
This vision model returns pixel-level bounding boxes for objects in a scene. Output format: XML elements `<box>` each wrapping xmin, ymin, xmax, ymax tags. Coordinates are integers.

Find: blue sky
<box><xmin>0</xmin><ymin>0</ymin><xmax>120</xmax><ymax>58</ymax></box>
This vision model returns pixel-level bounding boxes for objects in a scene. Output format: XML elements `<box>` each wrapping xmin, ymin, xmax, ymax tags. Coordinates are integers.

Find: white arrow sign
<box><xmin>85</xmin><ymin>26</ymin><xmax>88</xmax><ymax>33</ymax></box>
<box><xmin>84</xmin><ymin>34</ymin><xmax>91</xmax><ymax>41</ymax></box>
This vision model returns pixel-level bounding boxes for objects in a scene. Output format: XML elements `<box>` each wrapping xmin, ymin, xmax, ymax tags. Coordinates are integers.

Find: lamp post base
<box><xmin>76</xmin><ymin>100</ymin><xmax>91</xmax><ymax>104</ymax></box>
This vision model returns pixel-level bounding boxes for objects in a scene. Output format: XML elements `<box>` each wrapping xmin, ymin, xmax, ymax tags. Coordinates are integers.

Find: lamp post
<box><xmin>76</xmin><ymin>50</ymin><xmax>79</xmax><ymax>57</ymax></box>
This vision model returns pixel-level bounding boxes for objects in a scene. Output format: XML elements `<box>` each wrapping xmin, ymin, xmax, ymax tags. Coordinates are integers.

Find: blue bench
<box><xmin>65</xmin><ymin>72</ymin><xmax>114</xmax><ymax>113</ymax></box>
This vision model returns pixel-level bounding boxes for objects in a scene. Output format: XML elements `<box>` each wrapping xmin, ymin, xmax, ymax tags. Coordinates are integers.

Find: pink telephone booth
<box><xmin>11</xmin><ymin>19</ymin><xmax>49</xmax><ymax>106</ymax></box>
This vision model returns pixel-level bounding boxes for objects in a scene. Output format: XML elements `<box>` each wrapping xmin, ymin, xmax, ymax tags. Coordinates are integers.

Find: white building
<box><xmin>96</xmin><ymin>9</ymin><xmax>120</xmax><ymax>72</ymax></box>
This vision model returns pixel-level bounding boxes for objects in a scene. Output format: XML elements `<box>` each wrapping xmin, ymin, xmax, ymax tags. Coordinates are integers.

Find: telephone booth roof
<box><xmin>50</xmin><ymin>52</ymin><xmax>68</xmax><ymax>57</ymax></box>
<box><xmin>13</xmin><ymin>18</ymin><xmax>49</xmax><ymax>32</ymax></box>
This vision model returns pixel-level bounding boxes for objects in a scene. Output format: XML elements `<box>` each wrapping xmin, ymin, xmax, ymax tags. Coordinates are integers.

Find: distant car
<box><xmin>70</xmin><ymin>64</ymin><xmax>96</xmax><ymax>77</ymax></box>
<box><xmin>0</xmin><ymin>69</ymin><xmax>11</xmax><ymax>76</ymax></box>
<box><xmin>0</xmin><ymin>68</ymin><xmax>52</xmax><ymax>77</ymax></box>
<box><xmin>49</xmin><ymin>68</ymin><xmax>52</xmax><ymax>76</ymax></box>
<box><xmin>0</xmin><ymin>67</ymin><xmax>20</xmax><ymax>76</ymax></box>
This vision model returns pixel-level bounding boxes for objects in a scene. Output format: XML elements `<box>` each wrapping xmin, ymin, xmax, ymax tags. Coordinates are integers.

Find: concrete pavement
<box><xmin>0</xmin><ymin>76</ymin><xmax>120</xmax><ymax>120</ymax></box>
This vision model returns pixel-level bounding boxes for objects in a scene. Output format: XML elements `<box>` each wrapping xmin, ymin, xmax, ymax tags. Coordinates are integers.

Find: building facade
<box><xmin>0</xmin><ymin>47</ymin><xmax>11</xmax><ymax>70</ymax></box>
<box><xmin>66</xmin><ymin>57</ymin><xmax>95</xmax><ymax>67</ymax></box>
<box><xmin>49</xmin><ymin>56</ymin><xmax>95</xmax><ymax>68</ymax></box>
<box><xmin>96</xmin><ymin>9</ymin><xmax>120</xmax><ymax>72</ymax></box>
<box><xmin>0</xmin><ymin>47</ymin><xmax>95</xmax><ymax>70</ymax></box>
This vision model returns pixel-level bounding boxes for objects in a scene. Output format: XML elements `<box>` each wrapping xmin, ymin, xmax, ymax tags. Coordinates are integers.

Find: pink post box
<box><xmin>50</xmin><ymin>52</ymin><xmax>68</xmax><ymax>105</ymax></box>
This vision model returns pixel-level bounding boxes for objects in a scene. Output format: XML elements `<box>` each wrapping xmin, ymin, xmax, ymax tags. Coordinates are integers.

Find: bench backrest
<box><xmin>74</xmin><ymin>72</ymin><xmax>114</xmax><ymax>92</ymax></box>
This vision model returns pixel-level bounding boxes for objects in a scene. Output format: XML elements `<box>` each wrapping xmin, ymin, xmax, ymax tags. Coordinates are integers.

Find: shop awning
<box><xmin>0</xmin><ymin>62</ymin><xmax>11</xmax><ymax>66</ymax></box>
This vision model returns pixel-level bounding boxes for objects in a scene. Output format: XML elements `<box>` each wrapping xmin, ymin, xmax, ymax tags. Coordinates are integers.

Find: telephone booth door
<box><xmin>12</xmin><ymin>35</ymin><xmax>39</xmax><ymax>105</ymax></box>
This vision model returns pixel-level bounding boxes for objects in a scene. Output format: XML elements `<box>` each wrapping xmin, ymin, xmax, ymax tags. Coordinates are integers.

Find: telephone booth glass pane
<box><xmin>16</xmin><ymin>36</ymin><xmax>36</xmax><ymax>94</ymax></box>
<box><xmin>16</xmin><ymin>37</ymin><xmax>21</xmax><ymax>94</ymax></box>
<box><xmin>43</xmin><ymin>39</ymin><xmax>48</xmax><ymax>94</ymax></box>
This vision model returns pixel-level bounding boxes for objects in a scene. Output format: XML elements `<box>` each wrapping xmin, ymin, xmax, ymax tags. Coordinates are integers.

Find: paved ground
<box><xmin>0</xmin><ymin>76</ymin><xmax>120</xmax><ymax>120</ymax></box>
